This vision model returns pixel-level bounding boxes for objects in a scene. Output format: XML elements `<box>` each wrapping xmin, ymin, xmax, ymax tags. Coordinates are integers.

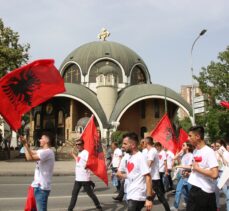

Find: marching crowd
<box><xmin>20</xmin><ymin>125</ymin><xmax>229</xmax><ymax>211</ymax></box>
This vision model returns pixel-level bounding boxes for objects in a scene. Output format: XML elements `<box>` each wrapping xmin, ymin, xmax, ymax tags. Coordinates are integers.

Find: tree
<box><xmin>194</xmin><ymin>47</ymin><xmax>229</xmax><ymax>141</ymax></box>
<box><xmin>0</xmin><ymin>18</ymin><xmax>30</xmax><ymax>77</ymax></box>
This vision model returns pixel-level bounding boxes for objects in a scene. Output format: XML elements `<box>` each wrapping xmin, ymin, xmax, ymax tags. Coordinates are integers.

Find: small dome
<box><xmin>76</xmin><ymin>117</ymin><xmax>90</xmax><ymax>128</ymax></box>
<box><xmin>59</xmin><ymin>41</ymin><xmax>149</xmax><ymax>77</ymax></box>
<box><xmin>98</xmin><ymin>65</ymin><xmax>117</xmax><ymax>75</ymax></box>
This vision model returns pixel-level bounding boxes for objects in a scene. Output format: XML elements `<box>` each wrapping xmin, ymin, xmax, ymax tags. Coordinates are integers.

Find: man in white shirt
<box><xmin>68</xmin><ymin>139</ymin><xmax>102</xmax><ymax>211</ymax></box>
<box><xmin>118</xmin><ymin>132</ymin><xmax>153</xmax><ymax>211</ymax></box>
<box><xmin>155</xmin><ymin>142</ymin><xmax>168</xmax><ymax>193</ymax></box>
<box><xmin>187</xmin><ymin>126</ymin><xmax>219</xmax><ymax>211</ymax></box>
<box><xmin>20</xmin><ymin>132</ymin><xmax>55</xmax><ymax>211</ymax></box>
<box><xmin>145</xmin><ymin>136</ymin><xmax>170</xmax><ymax>211</ymax></box>
<box><xmin>111</xmin><ymin>141</ymin><xmax>122</xmax><ymax>191</ymax></box>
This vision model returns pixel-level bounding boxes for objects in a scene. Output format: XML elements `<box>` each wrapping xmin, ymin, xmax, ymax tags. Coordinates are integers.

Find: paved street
<box><xmin>0</xmin><ymin>161</ymin><xmax>227</xmax><ymax>210</ymax></box>
<box><xmin>0</xmin><ymin>175</ymin><xmax>180</xmax><ymax>211</ymax></box>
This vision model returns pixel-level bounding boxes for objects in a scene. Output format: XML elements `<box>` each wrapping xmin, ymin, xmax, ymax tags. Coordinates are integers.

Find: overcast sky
<box><xmin>1</xmin><ymin>0</ymin><xmax>229</xmax><ymax>92</ymax></box>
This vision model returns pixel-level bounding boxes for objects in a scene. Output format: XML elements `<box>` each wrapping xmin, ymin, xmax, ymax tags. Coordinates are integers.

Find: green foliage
<box><xmin>0</xmin><ymin>18</ymin><xmax>30</xmax><ymax>77</ymax></box>
<box><xmin>194</xmin><ymin>46</ymin><xmax>229</xmax><ymax>141</ymax></box>
<box><xmin>177</xmin><ymin>117</ymin><xmax>192</xmax><ymax>132</ymax></box>
<box><xmin>111</xmin><ymin>130</ymin><xmax>129</xmax><ymax>146</ymax></box>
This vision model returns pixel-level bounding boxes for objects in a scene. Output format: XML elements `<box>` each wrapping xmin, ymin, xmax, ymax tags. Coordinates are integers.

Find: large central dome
<box><xmin>59</xmin><ymin>41</ymin><xmax>149</xmax><ymax>77</ymax></box>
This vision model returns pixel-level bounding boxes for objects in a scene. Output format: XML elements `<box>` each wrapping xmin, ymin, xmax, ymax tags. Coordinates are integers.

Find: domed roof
<box><xmin>59</xmin><ymin>41</ymin><xmax>148</xmax><ymax>77</ymax></box>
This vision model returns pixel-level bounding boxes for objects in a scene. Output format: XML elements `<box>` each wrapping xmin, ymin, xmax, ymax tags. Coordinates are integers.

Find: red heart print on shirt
<box><xmin>159</xmin><ymin>155</ymin><xmax>162</xmax><ymax>160</ymax></box>
<box><xmin>194</xmin><ymin>156</ymin><xmax>202</xmax><ymax>162</ymax></box>
<box><xmin>127</xmin><ymin>162</ymin><xmax>134</xmax><ymax>173</ymax></box>
<box><xmin>77</xmin><ymin>156</ymin><xmax>81</xmax><ymax>162</ymax></box>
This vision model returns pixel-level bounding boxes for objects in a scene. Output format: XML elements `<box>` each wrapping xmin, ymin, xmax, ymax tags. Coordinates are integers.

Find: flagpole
<box><xmin>164</xmin><ymin>87</ymin><xmax>167</xmax><ymax>113</ymax></box>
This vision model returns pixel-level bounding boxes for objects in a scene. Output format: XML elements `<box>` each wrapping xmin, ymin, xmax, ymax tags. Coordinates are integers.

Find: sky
<box><xmin>0</xmin><ymin>0</ymin><xmax>229</xmax><ymax>92</ymax></box>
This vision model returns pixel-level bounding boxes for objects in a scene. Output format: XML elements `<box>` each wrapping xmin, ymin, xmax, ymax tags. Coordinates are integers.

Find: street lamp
<box><xmin>190</xmin><ymin>29</ymin><xmax>207</xmax><ymax>125</ymax></box>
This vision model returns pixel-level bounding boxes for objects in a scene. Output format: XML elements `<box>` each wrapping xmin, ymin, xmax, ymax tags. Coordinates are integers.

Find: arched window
<box><xmin>89</xmin><ymin>60</ymin><xmax>123</xmax><ymax>83</ymax></box>
<box><xmin>63</xmin><ymin>64</ymin><xmax>81</xmax><ymax>83</ymax></box>
<box><xmin>131</xmin><ymin>66</ymin><xmax>147</xmax><ymax>85</ymax></box>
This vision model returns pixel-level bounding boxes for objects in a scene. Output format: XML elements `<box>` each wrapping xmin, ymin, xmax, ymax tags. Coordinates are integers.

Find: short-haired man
<box><xmin>20</xmin><ymin>132</ymin><xmax>55</xmax><ymax>211</ymax></box>
<box><xmin>187</xmin><ymin>126</ymin><xmax>219</xmax><ymax>211</ymax></box>
<box><xmin>119</xmin><ymin>132</ymin><xmax>153</xmax><ymax>211</ymax></box>
<box><xmin>68</xmin><ymin>139</ymin><xmax>102</xmax><ymax>211</ymax></box>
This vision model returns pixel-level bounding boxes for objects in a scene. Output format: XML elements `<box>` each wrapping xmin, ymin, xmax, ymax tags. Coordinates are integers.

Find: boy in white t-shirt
<box><xmin>118</xmin><ymin>132</ymin><xmax>153</xmax><ymax>211</ymax></box>
<box><xmin>155</xmin><ymin>142</ymin><xmax>168</xmax><ymax>193</ymax></box>
<box><xmin>145</xmin><ymin>136</ymin><xmax>170</xmax><ymax>211</ymax></box>
<box><xmin>111</xmin><ymin>142</ymin><xmax>123</xmax><ymax>191</ymax></box>
<box><xmin>187</xmin><ymin>126</ymin><xmax>218</xmax><ymax>211</ymax></box>
<box><xmin>20</xmin><ymin>132</ymin><xmax>55</xmax><ymax>211</ymax></box>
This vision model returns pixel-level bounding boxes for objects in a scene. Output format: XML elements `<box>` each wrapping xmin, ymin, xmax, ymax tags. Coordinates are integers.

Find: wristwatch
<box><xmin>146</xmin><ymin>196</ymin><xmax>153</xmax><ymax>201</ymax></box>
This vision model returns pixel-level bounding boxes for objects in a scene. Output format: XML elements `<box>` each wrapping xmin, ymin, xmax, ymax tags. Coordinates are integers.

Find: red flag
<box><xmin>0</xmin><ymin>59</ymin><xmax>65</xmax><ymax>131</ymax></box>
<box><xmin>177</xmin><ymin>128</ymin><xmax>188</xmax><ymax>152</ymax></box>
<box><xmin>220</xmin><ymin>101</ymin><xmax>229</xmax><ymax>109</ymax></box>
<box><xmin>150</xmin><ymin>113</ymin><xmax>178</xmax><ymax>154</ymax></box>
<box><xmin>81</xmin><ymin>115</ymin><xmax>108</xmax><ymax>186</ymax></box>
<box><xmin>24</xmin><ymin>186</ymin><xmax>37</xmax><ymax>211</ymax></box>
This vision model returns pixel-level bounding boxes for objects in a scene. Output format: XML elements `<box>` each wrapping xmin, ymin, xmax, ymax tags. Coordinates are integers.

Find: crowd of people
<box><xmin>19</xmin><ymin>125</ymin><xmax>229</xmax><ymax>211</ymax></box>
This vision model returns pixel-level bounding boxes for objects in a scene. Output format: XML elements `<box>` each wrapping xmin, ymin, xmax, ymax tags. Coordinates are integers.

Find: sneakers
<box><xmin>112</xmin><ymin>196</ymin><xmax>122</xmax><ymax>202</ymax></box>
<box><xmin>96</xmin><ymin>206</ymin><xmax>103</xmax><ymax>211</ymax></box>
<box><xmin>182</xmin><ymin>202</ymin><xmax>187</xmax><ymax>208</ymax></box>
<box><xmin>170</xmin><ymin>206</ymin><xmax>178</xmax><ymax>211</ymax></box>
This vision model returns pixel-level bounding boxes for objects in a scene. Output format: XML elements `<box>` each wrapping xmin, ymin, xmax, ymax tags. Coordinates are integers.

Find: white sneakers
<box><xmin>170</xmin><ymin>206</ymin><xmax>178</xmax><ymax>211</ymax></box>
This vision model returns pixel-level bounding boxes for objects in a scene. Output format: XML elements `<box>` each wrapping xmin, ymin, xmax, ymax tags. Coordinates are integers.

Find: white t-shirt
<box><xmin>125</xmin><ymin>151</ymin><xmax>150</xmax><ymax>201</ymax></box>
<box><xmin>188</xmin><ymin>145</ymin><xmax>218</xmax><ymax>193</ymax></box>
<box><xmin>142</xmin><ymin>148</ymin><xmax>148</xmax><ymax>161</ymax></box>
<box><xmin>147</xmin><ymin>147</ymin><xmax>160</xmax><ymax>180</ymax></box>
<box><xmin>75</xmin><ymin>149</ymin><xmax>90</xmax><ymax>181</ymax></box>
<box><xmin>181</xmin><ymin>152</ymin><xmax>193</xmax><ymax>166</ymax></box>
<box><xmin>32</xmin><ymin>148</ymin><xmax>55</xmax><ymax>190</ymax></box>
<box><xmin>166</xmin><ymin>151</ymin><xmax>174</xmax><ymax>170</ymax></box>
<box><xmin>112</xmin><ymin>148</ymin><xmax>122</xmax><ymax>168</ymax></box>
<box><xmin>158</xmin><ymin>150</ymin><xmax>167</xmax><ymax>173</ymax></box>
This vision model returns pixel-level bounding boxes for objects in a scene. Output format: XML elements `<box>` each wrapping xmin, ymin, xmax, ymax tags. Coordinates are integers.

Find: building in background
<box><xmin>178</xmin><ymin>85</ymin><xmax>204</xmax><ymax>120</ymax></box>
<box><xmin>29</xmin><ymin>30</ymin><xmax>192</xmax><ymax>148</ymax></box>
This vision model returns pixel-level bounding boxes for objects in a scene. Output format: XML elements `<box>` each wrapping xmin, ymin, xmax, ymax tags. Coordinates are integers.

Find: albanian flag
<box><xmin>81</xmin><ymin>115</ymin><xmax>108</xmax><ymax>186</ymax></box>
<box><xmin>177</xmin><ymin>128</ymin><xmax>188</xmax><ymax>152</ymax></box>
<box><xmin>0</xmin><ymin>59</ymin><xmax>65</xmax><ymax>131</ymax></box>
<box><xmin>150</xmin><ymin>113</ymin><xmax>178</xmax><ymax>154</ymax></box>
<box><xmin>220</xmin><ymin>101</ymin><xmax>229</xmax><ymax>109</ymax></box>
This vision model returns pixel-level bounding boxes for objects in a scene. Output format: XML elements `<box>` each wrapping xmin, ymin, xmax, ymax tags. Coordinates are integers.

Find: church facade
<box><xmin>30</xmin><ymin>33</ymin><xmax>192</xmax><ymax>147</ymax></box>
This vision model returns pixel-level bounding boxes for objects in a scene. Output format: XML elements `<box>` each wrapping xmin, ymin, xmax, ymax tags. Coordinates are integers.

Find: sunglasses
<box><xmin>76</xmin><ymin>143</ymin><xmax>83</xmax><ymax>146</ymax></box>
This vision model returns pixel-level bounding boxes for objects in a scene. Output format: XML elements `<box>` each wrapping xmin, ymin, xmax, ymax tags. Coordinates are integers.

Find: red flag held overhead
<box><xmin>81</xmin><ymin>115</ymin><xmax>108</xmax><ymax>186</ymax></box>
<box><xmin>150</xmin><ymin>113</ymin><xmax>178</xmax><ymax>154</ymax></box>
<box><xmin>0</xmin><ymin>59</ymin><xmax>65</xmax><ymax>131</ymax></box>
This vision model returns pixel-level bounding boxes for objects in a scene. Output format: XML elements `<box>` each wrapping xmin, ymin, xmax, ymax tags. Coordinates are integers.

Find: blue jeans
<box><xmin>34</xmin><ymin>187</ymin><xmax>50</xmax><ymax>211</ymax></box>
<box><xmin>174</xmin><ymin>177</ymin><xmax>191</xmax><ymax>208</ymax></box>
<box><xmin>223</xmin><ymin>185</ymin><xmax>229</xmax><ymax>211</ymax></box>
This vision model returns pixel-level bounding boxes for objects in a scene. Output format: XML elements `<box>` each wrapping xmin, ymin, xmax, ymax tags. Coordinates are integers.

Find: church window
<box><xmin>63</xmin><ymin>64</ymin><xmax>81</xmax><ymax>83</ymax></box>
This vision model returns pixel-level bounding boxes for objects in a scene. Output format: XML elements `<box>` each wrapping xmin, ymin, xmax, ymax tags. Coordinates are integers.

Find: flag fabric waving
<box><xmin>150</xmin><ymin>113</ymin><xmax>178</xmax><ymax>154</ymax></box>
<box><xmin>220</xmin><ymin>101</ymin><xmax>229</xmax><ymax>109</ymax></box>
<box><xmin>0</xmin><ymin>59</ymin><xmax>65</xmax><ymax>131</ymax></box>
<box><xmin>81</xmin><ymin>115</ymin><xmax>108</xmax><ymax>186</ymax></box>
<box><xmin>177</xmin><ymin>128</ymin><xmax>188</xmax><ymax>152</ymax></box>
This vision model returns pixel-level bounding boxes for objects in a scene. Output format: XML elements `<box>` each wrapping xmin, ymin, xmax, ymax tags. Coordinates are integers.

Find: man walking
<box><xmin>187</xmin><ymin>126</ymin><xmax>219</xmax><ymax>211</ymax></box>
<box><xmin>68</xmin><ymin>139</ymin><xmax>102</xmax><ymax>211</ymax></box>
<box><xmin>20</xmin><ymin>132</ymin><xmax>55</xmax><ymax>211</ymax></box>
<box><xmin>119</xmin><ymin>132</ymin><xmax>153</xmax><ymax>211</ymax></box>
<box><xmin>145</xmin><ymin>136</ymin><xmax>170</xmax><ymax>211</ymax></box>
